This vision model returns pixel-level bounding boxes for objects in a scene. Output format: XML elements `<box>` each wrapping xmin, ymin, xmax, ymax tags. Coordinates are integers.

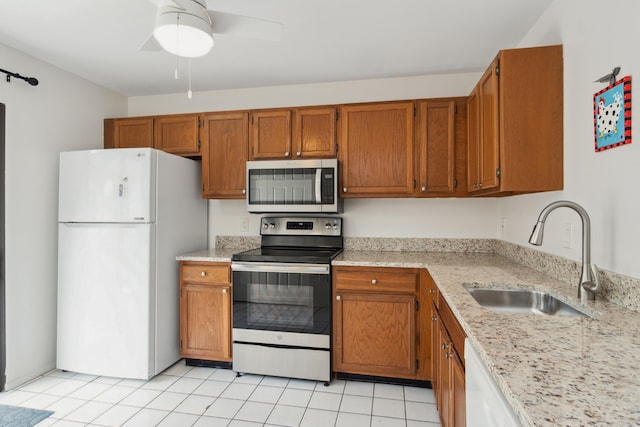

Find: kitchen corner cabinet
<box><xmin>338</xmin><ymin>101</ymin><xmax>415</xmax><ymax>197</ymax></box>
<box><xmin>467</xmin><ymin>44</ymin><xmax>563</xmax><ymax>195</ymax></box>
<box><xmin>179</xmin><ymin>261</ymin><xmax>232</xmax><ymax>362</ymax></box>
<box><xmin>428</xmin><ymin>271</ymin><xmax>466</xmax><ymax>427</ymax></box>
<box><xmin>415</xmin><ymin>98</ymin><xmax>467</xmax><ymax>196</ymax></box>
<box><xmin>154</xmin><ymin>114</ymin><xmax>201</xmax><ymax>156</ymax></box>
<box><xmin>104</xmin><ymin>117</ymin><xmax>154</xmax><ymax>149</ymax></box>
<box><xmin>292</xmin><ymin>106</ymin><xmax>337</xmax><ymax>158</ymax></box>
<box><xmin>201</xmin><ymin>111</ymin><xmax>249</xmax><ymax>199</ymax></box>
<box><xmin>333</xmin><ymin>266</ymin><xmax>431</xmax><ymax>380</ymax></box>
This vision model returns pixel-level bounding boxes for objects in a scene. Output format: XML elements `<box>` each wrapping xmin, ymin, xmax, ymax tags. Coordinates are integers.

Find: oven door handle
<box><xmin>231</xmin><ymin>262</ymin><xmax>330</xmax><ymax>275</ymax></box>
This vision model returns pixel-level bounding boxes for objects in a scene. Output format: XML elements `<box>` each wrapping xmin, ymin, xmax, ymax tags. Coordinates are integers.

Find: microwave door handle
<box><xmin>315</xmin><ymin>168</ymin><xmax>322</xmax><ymax>203</ymax></box>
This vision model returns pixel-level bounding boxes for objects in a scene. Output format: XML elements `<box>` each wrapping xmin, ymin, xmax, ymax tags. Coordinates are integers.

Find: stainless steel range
<box><xmin>231</xmin><ymin>216</ymin><xmax>343</xmax><ymax>384</ymax></box>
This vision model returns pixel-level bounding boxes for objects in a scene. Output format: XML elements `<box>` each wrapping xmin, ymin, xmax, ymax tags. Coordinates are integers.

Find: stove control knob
<box><xmin>333</xmin><ymin>224</ymin><xmax>339</xmax><ymax>229</ymax></box>
<box><xmin>325</xmin><ymin>223</ymin><xmax>332</xmax><ymax>229</ymax></box>
<box><xmin>263</xmin><ymin>223</ymin><xmax>269</xmax><ymax>229</ymax></box>
<box><xmin>269</xmin><ymin>223</ymin><xmax>276</xmax><ymax>229</ymax></box>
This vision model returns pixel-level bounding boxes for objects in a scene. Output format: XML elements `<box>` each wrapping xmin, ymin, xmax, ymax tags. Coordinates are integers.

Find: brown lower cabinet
<box><xmin>332</xmin><ymin>266</ymin><xmax>433</xmax><ymax>381</ymax></box>
<box><xmin>429</xmin><ymin>271</ymin><xmax>466</xmax><ymax>427</ymax></box>
<box><xmin>179</xmin><ymin>261</ymin><xmax>232</xmax><ymax>362</ymax></box>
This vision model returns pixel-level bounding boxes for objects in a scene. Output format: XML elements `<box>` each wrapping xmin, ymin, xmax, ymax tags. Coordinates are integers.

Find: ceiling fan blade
<box><xmin>139</xmin><ymin>33</ymin><xmax>162</xmax><ymax>51</ymax></box>
<box><xmin>207</xmin><ymin>10</ymin><xmax>283</xmax><ymax>41</ymax></box>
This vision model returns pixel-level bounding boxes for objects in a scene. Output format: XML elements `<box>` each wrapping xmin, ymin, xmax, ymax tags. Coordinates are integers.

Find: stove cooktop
<box><xmin>231</xmin><ymin>247</ymin><xmax>343</xmax><ymax>264</ymax></box>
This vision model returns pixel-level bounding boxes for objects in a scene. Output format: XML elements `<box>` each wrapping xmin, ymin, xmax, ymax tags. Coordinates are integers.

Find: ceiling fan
<box><xmin>140</xmin><ymin>0</ymin><xmax>283</xmax><ymax>58</ymax></box>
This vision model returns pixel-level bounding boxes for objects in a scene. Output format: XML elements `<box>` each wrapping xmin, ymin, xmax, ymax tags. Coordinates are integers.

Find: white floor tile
<box><xmin>405</xmin><ymin>401</ymin><xmax>439</xmax><ymax>423</ymax></box>
<box><xmin>19</xmin><ymin>393</ymin><xmax>61</xmax><ymax>410</ymax></box>
<box><xmin>373</xmin><ymin>397</ymin><xmax>406</xmax><ymax>418</ymax></box>
<box><xmin>173</xmin><ymin>394</ymin><xmax>215</xmax><ymax>415</ymax></box>
<box><xmin>156</xmin><ymin>411</ymin><xmax>199</xmax><ymax>427</ymax></box>
<box><xmin>69</xmin><ymin>373</ymin><xmax>99</xmax><ymax>382</ymax></box>
<box><xmin>344</xmin><ymin>380</ymin><xmax>375</xmax><ymax>397</ymax></box>
<box><xmin>335</xmin><ymin>411</ymin><xmax>372</xmax><ymax>427</ymax></box>
<box><xmin>192</xmin><ymin>380</ymin><xmax>230</xmax><ymax>397</ymax></box>
<box><xmin>45</xmin><ymin>370</ymin><xmax>77</xmax><ymax>379</ymax></box>
<box><xmin>192</xmin><ymin>415</ymin><xmax>232</xmax><ymax>426</ymax></box>
<box><xmin>308</xmin><ymin>391</ymin><xmax>342</xmax><ymax>411</ymax></box>
<box><xmin>91</xmin><ymin>404</ymin><xmax>140</xmax><ymax>426</ymax></box>
<box><xmin>286</xmin><ymin>378</ymin><xmax>318</xmax><ymax>390</ymax></box>
<box><xmin>340</xmin><ymin>394</ymin><xmax>373</xmax><ymax>415</ymax></box>
<box><xmin>372</xmin><ymin>415</ymin><xmax>408</xmax><ymax>426</ymax></box>
<box><xmin>259</xmin><ymin>376</ymin><xmax>290</xmax><ymax>388</ymax></box>
<box><xmin>45</xmin><ymin>379</ymin><xmax>89</xmax><ymax>397</ymax></box>
<box><xmin>220</xmin><ymin>383</ymin><xmax>257</xmax><ymax>400</ymax></box>
<box><xmin>64</xmin><ymin>400</ymin><xmax>113</xmax><ymax>423</ymax></box>
<box><xmin>317</xmin><ymin>379</ymin><xmax>346</xmax><ymax>394</ymax></box>
<box><xmin>0</xmin><ymin>390</ymin><xmax>38</xmax><ymax>406</ymax></box>
<box><xmin>234</xmin><ymin>401</ymin><xmax>274</xmax><ymax>423</ymax></box>
<box><xmin>161</xmin><ymin>360</ymin><xmax>192</xmax><ymax>377</ymax></box>
<box><xmin>300</xmin><ymin>408</ymin><xmax>339</xmax><ymax>427</ymax></box>
<box><xmin>93</xmin><ymin>385</ymin><xmax>137</xmax><ymax>404</ymax></box>
<box><xmin>166</xmin><ymin>376</ymin><xmax>204</xmax><ymax>394</ymax></box>
<box><xmin>228</xmin><ymin>420</ymin><xmax>264</xmax><ymax>427</ymax></box>
<box><xmin>19</xmin><ymin>376</ymin><xmax>64</xmax><ymax>393</ymax></box>
<box><xmin>93</xmin><ymin>376</ymin><xmax>124</xmax><ymax>385</ymax></box>
<box><xmin>49</xmin><ymin>420</ymin><xmax>87</xmax><ymax>426</ymax></box>
<box><xmin>265</xmin><ymin>404</ymin><xmax>305</xmax><ymax>426</ymax></box>
<box><xmin>67</xmin><ymin>381</ymin><xmax>113</xmax><ymax>400</ymax></box>
<box><xmin>118</xmin><ymin>378</ymin><xmax>147</xmax><ymax>388</ymax></box>
<box><xmin>234</xmin><ymin>374</ymin><xmax>264</xmax><ymax>385</ymax></box>
<box><xmin>122</xmin><ymin>407</ymin><xmax>169</xmax><ymax>426</ymax></box>
<box><xmin>407</xmin><ymin>420</ymin><xmax>439</xmax><ymax>427</ymax></box>
<box><xmin>209</xmin><ymin>369</ymin><xmax>238</xmax><ymax>382</ymax></box>
<box><xmin>119</xmin><ymin>387</ymin><xmax>162</xmax><ymax>407</ymax></box>
<box><xmin>140</xmin><ymin>374</ymin><xmax>178</xmax><ymax>391</ymax></box>
<box><xmin>46</xmin><ymin>397</ymin><xmax>88</xmax><ymax>419</ymax></box>
<box><xmin>375</xmin><ymin>383</ymin><xmax>405</xmax><ymax>400</ymax></box>
<box><xmin>248</xmin><ymin>385</ymin><xmax>284</xmax><ymax>404</ymax></box>
<box><xmin>277</xmin><ymin>388</ymin><xmax>312</xmax><ymax>407</ymax></box>
<box><xmin>203</xmin><ymin>397</ymin><xmax>244</xmax><ymax>419</ymax></box>
<box><xmin>404</xmin><ymin>386</ymin><xmax>435</xmax><ymax>403</ymax></box>
<box><xmin>146</xmin><ymin>391</ymin><xmax>189</xmax><ymax>411</ymax></box>
<box><xmin>183</xmin><ymin>366</ymin><xmax>215</xmax><ymax>380</ymax></box>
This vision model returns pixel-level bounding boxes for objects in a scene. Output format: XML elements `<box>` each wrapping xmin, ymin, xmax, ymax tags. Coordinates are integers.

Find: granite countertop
<box><xmin>335</xmin><ymin>250</ymin><xmax>640</xmax><ymax>426</ymax></box>
<box><xmin>176</xmin><ymin>247</ymin><xmax>243</xmax><ymax>263</ymax></box>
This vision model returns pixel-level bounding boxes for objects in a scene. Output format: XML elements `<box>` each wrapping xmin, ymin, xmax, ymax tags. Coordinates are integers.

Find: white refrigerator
<box><xmin>57</xmin><ymin>148</ymin><xmax>207</xmax><ymax>379</ymax></box>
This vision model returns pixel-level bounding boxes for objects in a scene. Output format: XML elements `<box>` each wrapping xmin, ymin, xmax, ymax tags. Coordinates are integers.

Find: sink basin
<box><xmin>465</xmin><ymin>287</ymin><xmax>591</xmax><ymax>318</ymax></box>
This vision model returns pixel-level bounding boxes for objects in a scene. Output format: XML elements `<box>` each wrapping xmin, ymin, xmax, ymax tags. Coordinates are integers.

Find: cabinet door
<box><xmin>180</xmin><ymin>283</ymin><xmax>231</xmax><ymax>361</ymax></box>
<box><xmin>416</xmin><ymin>100</ymin><xmax>455</xmax><ymax>195</ymax></box>
<box><xmin>437</xmin><ymin>320</ymin><xmax>453</xmax><ymax>426</ymax></box>
<box><xmin>334</xmin><ymin>292</ymin><xmax>416</xmax><ymax>377</ymax></box>
<box><xmin>201</xmin><ymin>112</ymin><xmax>249</xmax><ymax>199</ymax></box>
<box><xmin>292</xmin><ymin>107</ymin><xmax>337</xmax><ymax>158</ymax></box>
<box><xmin>430</xmin><ymin>303</ymin><xmax>440</xmax><ymax>405</ymax></box>
<box><xmin>478</xmin><ymin>59</ymin><xmax>500</xmax><ymax>191</ymax></box>
<box><xmin>466</xmin><ymin>88</ymin><xmax>481</xmax><ymax>192</ymax></box>
<box><xmin>250</xmin><ymin>109</ymin><xmax>292</xmax><ymax>159</ymax></box>
<box><xmin>338</xmin><ymin>102</ymin><xmax>415</xmax><ymax>197</ymax></box>
<box><xmin>154</xmin><ymin>114</ymin><xmax>200</xmax><ymax>156</ymax></box>
<box><xmin>105</xmin><ymin>118</ymin><xmax>154</xmax><ymax>149</ymax></box>
<box><xmin>452</xmin><ymin>351</ymin><xmax>466</xmax><ymax>427</ymax></box>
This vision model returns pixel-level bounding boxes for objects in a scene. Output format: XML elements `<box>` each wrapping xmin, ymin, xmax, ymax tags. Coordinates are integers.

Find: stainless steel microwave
<box><xmin>246</xmin><ymin>159</ymin><xmax>342</xmax><ymax>213</ymax></box>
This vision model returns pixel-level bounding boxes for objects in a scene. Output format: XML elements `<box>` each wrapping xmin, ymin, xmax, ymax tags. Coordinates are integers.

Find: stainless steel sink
<box><xmin>465</xmin><ymin>287</ymin><xmax>591</xmax><ymax>318</ymax></box>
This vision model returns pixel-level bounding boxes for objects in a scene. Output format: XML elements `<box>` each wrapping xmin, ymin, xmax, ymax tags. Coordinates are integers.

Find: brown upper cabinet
<box><xmin>292</xmin><ymin>107</ymin><xmax>337</xmax><ymax>158</ymax></box>
<box><xmin>104</xmin><ymin>117</ymin><xmax>154</xmax><ymax>149</ymax></box>
<box><xmin>201</xmin><ymin>111</ymin><xmax>249</xmax><ymax>199</ymax></box>
<box><xmin>415</xmin><ymin>99</ymin><xmax>467</xmax><ymax>196</ymax></box>
<box><xmin>249</xmin><ymin>109</ymin><xmax>292</xmax><ymax>159</ymax></box>
<box><xmin>154</xmin><ymin>114</ymin><xmax>201</xmax><ymax>156</ymax></box>
<box><xmin>467</xmin><ymin>44</ymin><xmax>564</xmax><ymax>195</ymax></box>
<box><xmin>104</xmin><ymin>114</ymin><xmax>201</xmax><ymax>156</ymax></box>
<box><xmin>338</xmin><ymin>101</ymin><xmax>416</xmax><ymax>197</ymax></box>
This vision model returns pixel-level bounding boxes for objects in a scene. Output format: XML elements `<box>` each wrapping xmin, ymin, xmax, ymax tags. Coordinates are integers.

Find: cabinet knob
<box><xmin>371</xmin><ymin>279</ymin><xmax>377</xmax><ymax>285</ymax></box>
<box><xmin>421</xmin><ymin>186</ymin><xmax>426</xmax><ymax>192</ymax></box>
<box><xmin>429</xmin><ymin>289</ymin><xmax>436</xmax><ymax>294</ymax></box>
<box><xmin>222</xmin><ymin>289</ymin><xmax>228</xmax><ymax>294</ymax></box>
<box><xmin>285</xmin><ymin>151</ymin><xmax>290</xmax><ymax>157</ymax></box>
<box><xmin>296</xmin><ymin>151</ymin><xmax>301</xmax><ymax>157</ymax></box>
<box><xmin>336</xmin><ymin>295</ymin><xmax>342</xmax><ymax>301</ymax></box>
<box><xmin>431</xmin><ymin>316</ymin><xmax>437</xmax><ymax>322</ymax></box>
<box><xmin>444</xmin><ymin>352</ymin><xmax>451</xmax><ymax>359</ymax></box>
<box><xmin>343</xmin><ymin>187</ymin><xmax>348</xmax><ymax>193</ymax></box>
<box><xmin>242</xmin><ymin>189</ymin><xmax>246</xmax><ymax>194</ymax></box>
<box><xmin>200</xmin><ymin>272</ymin><xmax>206</xmax><ymax>277</ymax></box>
<box><xmin>441</xmin><ymin>343</ymin><xmax>448</xmax><ymax>350</ymax></box>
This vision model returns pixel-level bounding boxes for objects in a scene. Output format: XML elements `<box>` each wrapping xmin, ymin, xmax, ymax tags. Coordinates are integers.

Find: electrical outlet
<box><xmin>240</xmin><ymin>217</ymin><xmax>249</xmax><ymax>232</ymax></box>
<box><xmin>562</xmin><ymin>222</ymin><xmax>573</xmax><ymax>249</ymax></box>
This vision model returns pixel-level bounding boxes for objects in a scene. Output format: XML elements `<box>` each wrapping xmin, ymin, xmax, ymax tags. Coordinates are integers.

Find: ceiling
<box><xmin>0</xmin><ymin>0</ymin><xmax>553</xmax><ymax>97</ymax></box>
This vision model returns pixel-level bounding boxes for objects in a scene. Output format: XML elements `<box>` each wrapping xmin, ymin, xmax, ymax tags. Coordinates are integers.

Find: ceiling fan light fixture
<box><xmin>153</xmin><ymin>6</ymin><xmax>214</xmax><ymax>58</ymax></box>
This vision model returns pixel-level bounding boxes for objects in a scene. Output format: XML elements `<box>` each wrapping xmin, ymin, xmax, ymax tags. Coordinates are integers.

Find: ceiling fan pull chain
<box><xmin>174</xmin><ymin>14</ymin><xmax>180</xmax><ymax>80</ymax></box>
<box><xmin>188</xmin><ymin>58</ymin><xmax>193</xmax><ymax>99</ymax></box>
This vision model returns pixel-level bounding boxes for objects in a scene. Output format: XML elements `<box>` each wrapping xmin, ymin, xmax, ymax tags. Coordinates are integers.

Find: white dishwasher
<box><xmin>465</xmin><ymin>339</ymin><xmax>521</xmax><ymax>427</ymax></box>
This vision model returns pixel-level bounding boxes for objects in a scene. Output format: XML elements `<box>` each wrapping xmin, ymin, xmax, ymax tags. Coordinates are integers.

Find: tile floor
<box><xmin>0</xmin><ymin>360</ymin><xmax>441</xmax><ymax>427</ymax></box>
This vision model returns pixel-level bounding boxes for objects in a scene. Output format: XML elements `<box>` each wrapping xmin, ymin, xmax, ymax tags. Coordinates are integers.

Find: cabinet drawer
<box><xmin>181</xmin><ymin>262</ymin><xmax>230</xmax><ymax>284</ymax></box>
<box><xmin>334</xmin><ymin>267</ymin><xmax>418</xmax><ymax>293</ymax></box>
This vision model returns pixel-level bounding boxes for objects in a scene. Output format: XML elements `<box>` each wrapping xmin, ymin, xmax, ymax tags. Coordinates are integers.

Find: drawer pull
<box><xmin>222</xmin><ymin>289</ymin><xmax>228</xmax><ymax>294</ymax></box>
<box><xmin>371</xmin><ymin>279</ymin><xmax>377</xmax><ymax>285</ymax></box>
<box><xmin>336</xmin><ymin>295</ymin><xmax>342</xmax><ymax>301</ymax></box>
<box><xmin>200</xmin><ymin>272</ymin><xmax>206</xmax><ymax>277</ymax></box>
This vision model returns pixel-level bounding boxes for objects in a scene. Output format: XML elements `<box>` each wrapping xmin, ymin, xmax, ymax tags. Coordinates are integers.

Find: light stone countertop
<box><xmin>177</xmin><ymin>247</ymin><xmax>640</xmax><ymax>425</ymax></box>
<box><xmin>335</xmin><ymin>250</ymin><xmax>640</xmax><ymax>427</ymax></box>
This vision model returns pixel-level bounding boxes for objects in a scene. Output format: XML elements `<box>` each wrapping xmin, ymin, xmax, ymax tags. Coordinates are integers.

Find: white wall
<box><xmin>0</xmin><ymin>43</ymin><xmax>126</xmax><ymax>388</ymax></box>
<box><xmin>130</xmin><ymin>72</ymin><xmax>501</xmax><ymax>242</ymax></box>
<box><xmin>499</xmin><ymin>0</ymin><xmax>640</xmax><ymax>280</ymax></box>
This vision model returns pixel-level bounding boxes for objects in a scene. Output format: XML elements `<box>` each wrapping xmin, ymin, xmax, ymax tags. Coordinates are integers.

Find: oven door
<box><xmin>231</xmin><ymin>262</ymin><xmax>331</xmax><ymax>336</ymax></box>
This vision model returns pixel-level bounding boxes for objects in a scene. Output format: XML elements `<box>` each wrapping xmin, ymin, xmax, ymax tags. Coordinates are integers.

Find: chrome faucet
<box><xmin>528</xmin><ymin>200</ymin><xmax>601</xmax><ymax>301</ymax></box>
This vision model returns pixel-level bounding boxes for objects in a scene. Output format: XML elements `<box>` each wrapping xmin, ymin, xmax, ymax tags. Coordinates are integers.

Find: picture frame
<box><xmin>593</xmin><ymin>76</ymin><xmax>632</xmax><ymax>152</ymax></box>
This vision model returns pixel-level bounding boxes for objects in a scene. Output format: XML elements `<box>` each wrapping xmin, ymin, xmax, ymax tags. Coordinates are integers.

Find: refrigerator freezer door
<box><xmin>58</xmin><ymin>148</ymin><xmax>156</xmax><ymax>223</ymax></box>
<box><xmin>57</xmin><ymin>222</ymin><xmax>157</xmax><ymax>379</ymax></box>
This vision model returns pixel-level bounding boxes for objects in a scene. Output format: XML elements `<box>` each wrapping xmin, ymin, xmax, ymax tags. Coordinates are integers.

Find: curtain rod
<box><xmin>0</xmin><ymin>68</ymin><xmax>39</xmax><ymax>86</ymax></box>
